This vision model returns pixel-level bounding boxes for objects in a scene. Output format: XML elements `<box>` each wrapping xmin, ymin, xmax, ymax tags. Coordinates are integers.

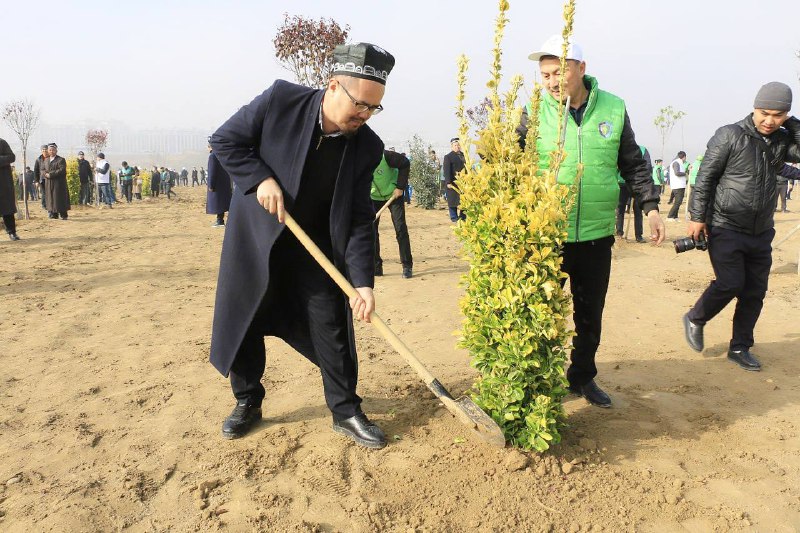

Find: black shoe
<box><xmin>332</xmin><ymin>413</ymin><xmax>387</xmax><ymax>449</ymax></box>
<box><xmin>374</xmin><ymin>264</ymin><xmax>383</xmax><ymax>276</ymax></box>
<box><xmin>636</xmin><ymin>237</ymin><xmax>647</xmax><ymax>243</ymax></box>
<box><xmin>221</xmin><ymin>402</ymin><xmax>262</xmax><ymax>439</ymax></box>
<box><xmin>402</xmin><ymin>267</ymin><xmax>412</xmax><ymax>279</ymax></box>
<box><xmin>727</xmin><ymin>349</ymin><xmax>761</xmax><ymax>371</ymax></box>
<box><xmin>683</xmin><ymin>313</ymin><xmax>704</xmax><ymax>352</ymax></box>
<box><xmin>569</xmin><ymin>380</ymin><xmax>612</xmax><ymax>408</ymax></box>
<box><xmin>8</xmin><ymin>233</ymin><xmax>20</xmax><ymax>241</ymax></box>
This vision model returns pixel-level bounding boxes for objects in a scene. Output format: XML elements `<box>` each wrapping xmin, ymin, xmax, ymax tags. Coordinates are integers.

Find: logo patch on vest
<box><xmin>598</xmin><ymin>121</ymin><xmax>613</xmax><ymax>139</ymax></box>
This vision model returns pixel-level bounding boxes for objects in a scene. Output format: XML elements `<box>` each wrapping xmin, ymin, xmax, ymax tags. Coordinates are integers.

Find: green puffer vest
<box><xmin>371</xmin><ymin>155</ymin><xmax>397</xmax><ymax>201</ymax></box>
<box><xmin>689</xmin><ymin>156</ymin><xmax>702</xmax><ymax>186</ymax></box>
<box><xmin>529</xmin><ymin>75</ymin><xmax>626</xmax><ymax>242</ymax></box>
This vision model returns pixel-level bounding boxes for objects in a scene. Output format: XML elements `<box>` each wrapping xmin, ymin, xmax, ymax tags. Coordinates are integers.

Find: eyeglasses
<box><xmin>337</xmin><ymin>81</ymin><xmax>383</xmax><ymax>115</ymax></box>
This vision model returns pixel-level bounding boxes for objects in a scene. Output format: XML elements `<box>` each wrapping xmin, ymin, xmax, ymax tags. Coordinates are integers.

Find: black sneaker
<box><xmin>221</xmin><ymin>402</ymin><xmax>262</xmax><ymax>439</ymax></box>
<box><xmin>375</xmin><ymin>264</ymin><xmax>383</xmax><ymax>276</ymax></box>
<box><xmin>402</xmin><ymin>267</ymin><xmax>412</xmax><ymax>279</ymax></box>
<box><xmin>8</xmin><ymin>233</ymin><xmax>20</xmax><ymax>241</ymax></box>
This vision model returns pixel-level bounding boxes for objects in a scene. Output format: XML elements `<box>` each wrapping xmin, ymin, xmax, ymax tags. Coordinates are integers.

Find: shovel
<box><xmin>374</xmin><ymin>195</ymin><xmax>397</xmax><ymax>221</ymax></box>
<box><xmin>282</xmin><ymin>212</ymin><xmax>506</xmax><ymax>448</ymax></box>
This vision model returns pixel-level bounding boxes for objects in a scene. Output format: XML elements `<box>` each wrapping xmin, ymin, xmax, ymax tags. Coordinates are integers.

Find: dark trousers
<box><xmin>615</xmin><ymin>186</ymin><xmax>643</xmax><ymax>240</ymax></box>
<box><xmin>229</xmin><ymin>246</ymin><xmax>360</xmax><ymax>419</ymax></box>
<box><xmin>79</xmin><ymin>182</ymin><xmax>91</xmax><ymax>204</ymax></box>
<box><xmin>40</xmin><ymin>183</ymin><xmax>46</xmax><ymax>208</ymax></box>
<box><xmin>121</xmin><ymin>180</ymin><xmax>133</xmax><ymax>203</ymax></box>
<box><xmin>372</xmin><ymin>199</ymin><xmax>413</xmax><ymax>269</ymax></box>
<box><xmin>2</xmin><ymin>214</ymin><xmax>16</xmax><ymax>235</ymax></box>
<box><xmin>192</xmin><ymin>177</ymin><xmax>199</xmax><ymax>187</ymax></box>
<box><xmin>688</xmin><ymin>227</ymin><xmax>774</xmax><ymax>352</ymax></box>
<box><xmin>561</xmin><ymin>236</ymin><xmax>614</xmax><ymax>387</ymax></box>
<box><xmin>776</xmin><ymin>182</ymin><xmax>788</xmax><ymax>211</ymax></box>
<box><xmin>667</xmin><ymin>188</ymin><xmax>685</xmax><ymax>219</ymax></box>
<box><xmin>448</xmin><ymin>206</ymin><xmax>466</xmax><ymax>222</ymax></box>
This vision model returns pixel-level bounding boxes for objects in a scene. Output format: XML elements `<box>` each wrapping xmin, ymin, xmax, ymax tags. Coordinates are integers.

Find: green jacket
<box><xmin>688</xmin><ymin>155</ymin><xmax>702</xmax><ymax>186</ymax></box>
<box><xmin>531</xmin><ymin>75</ymin><xmax>627</xmax><ymax>242</ymax></box>
<box><xmin>371</xmin><ymin>154</ymin><xmax>398</xmax><ymax>201</ymax></box>
<box><xmin>120</xmin><ymin>166</ymin><xmax>136</xmax><ymax>181</ymax></box>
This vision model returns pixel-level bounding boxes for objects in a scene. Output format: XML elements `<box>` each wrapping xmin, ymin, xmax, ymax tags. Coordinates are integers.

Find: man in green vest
<box><xmin>371</xmin><ymin>147</ymin><xmax>413</xmax><ymax>278</ymax></box>
<box><xmin>518</xmin><ymin>34</ymin><xmax>665</xmax><ymax>408</ymax></box>
<box><xmin>652</xmin><ymin>159</ymin><xmax>664</xmax><ymax>196</ymax></box>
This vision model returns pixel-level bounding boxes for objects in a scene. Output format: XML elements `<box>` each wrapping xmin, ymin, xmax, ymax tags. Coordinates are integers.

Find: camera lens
<box><xmin>673</xmin><ymin>236</ymin><xmax>696</xmax><ymax>254</ymax></box>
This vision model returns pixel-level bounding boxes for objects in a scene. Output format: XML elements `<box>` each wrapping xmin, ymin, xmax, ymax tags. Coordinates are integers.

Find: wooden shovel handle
<box><xmin>374</xmin><ymin>195</ymin><xmax>397</xmax><ymax>221</ymax></box>
<box><xmin>282</xmin><ymin>213</ymin><xmax>439</xmax><ymax>387</ymax></box>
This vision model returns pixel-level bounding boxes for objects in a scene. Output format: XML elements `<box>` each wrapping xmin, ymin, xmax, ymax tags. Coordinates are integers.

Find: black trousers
<box><xmin>372</xmin><ymin>199</ymin><xmax>413</xmax><ymax>269</ymax></box>
<box><xmin>688</xmin><ymin>227</ymin><xmax>774</xmax><ymax>352</ymax></box>
<box><xmin>667</xmin><ymin>188</ymin><xmax>685</xmax><ymax>219</ymax></box>
<box><xmin>2</xmin><ymin>214</ymin><xmax>16</xmax><ymax>234</ymax></box>
<box><xmin>615</xmin><ymin>186</ymin><xmax>643</xmax><ymax>239</ymax></box>
<box><xmin>79</xmin><ymin>182</ymin><xmax>91</xmax><ymax>204</ymax></box>
<box><xmin>560</xmin><ymin>236</ymin><xmax>614</xmax><ymax>387</ymax></box>
<box><xmin>776</xmin><ymin>182</ymin><xmax>788</xmax><ymax>211</ymax></box>
<box><xmin>229</xmin><ymin>244</ymin><xmax>360</xmax><ymax>419</ymax></box>
<box><xmin>121</xmin><ymin>181</ymin><xmax>133</xmax><ymax>203</ymax></box>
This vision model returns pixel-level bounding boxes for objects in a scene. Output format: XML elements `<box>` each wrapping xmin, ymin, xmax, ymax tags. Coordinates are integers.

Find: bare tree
<box><xmin>653</xmin><ymin>105</ymin><xmax>687</xmax><ymax>159</ymax></box>
<box><xmin>85</xmin><ymin>129</ymin><xmax>108</xmax><ymax>206</ymax></box>
<box><xmin>2</xmin><ymin>99</ymin><xmax>40</xmax><ymax>219</ymax></box>
<box><xmin>273</xmin><ymin>14</ymin><xmax>349</xmax><ymax>88</ymax></box>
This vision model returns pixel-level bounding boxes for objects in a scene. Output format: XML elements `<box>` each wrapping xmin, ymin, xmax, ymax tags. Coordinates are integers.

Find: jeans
<box><xmin>448</xmin><ymin>207</ymin><xmax>466</xmax><ymax>222</ymax></box>
<box><xmin>98</xmin><ymin>183</ymin><xmax>113</xmax><ymax>205</ymax></box>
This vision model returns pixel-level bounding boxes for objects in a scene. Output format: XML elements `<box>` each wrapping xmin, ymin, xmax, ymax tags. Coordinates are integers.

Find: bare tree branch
<box><xmin>273</xmin><ymin>14</ymin><xmax>349</xmax><ymax>88</ymax></box>
<box><xmin>2</xmin><ymin>99</ymin><xmax>41</xmax><ymax>219</ymax></box>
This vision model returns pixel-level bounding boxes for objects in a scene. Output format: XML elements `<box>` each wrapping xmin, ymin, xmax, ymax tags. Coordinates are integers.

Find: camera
<box><xmin>673</xmin><ymin>233</ymin><xmax>707</xmax><ymax>253</ymax></box>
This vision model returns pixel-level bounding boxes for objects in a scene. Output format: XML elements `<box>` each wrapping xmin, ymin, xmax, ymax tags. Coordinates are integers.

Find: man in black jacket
<box><xmin>210</xmin><ymin>42</ymin><xmax>394</xmax><ymax>449</ymax></box>
<box><xmin>77</xmin><ymin>151</ymin><xmax>93</xmax><ymax>205</ymax></box>
<box><xmin>33</xmin><ymin>144</ymin><xmax>47</xmax><ymax>209</ymax></box>
<box><xmin>442</xmin><ymin>138</ymin><xmax>466</xmax><ymax>222</ymax></box>
<box><xmin>683</xmin><ymin>82</ymin><xmax>800</xmax><ymax>370</ymax></box>
<box><xmin>371</xmin><ymin>147</ymin><xmax>413</xmax><ymax>278</ymax></box>
<box><xmin>776</xmin><ymin>163</ymin><xmax>800</xmax><ymax>212</ymax></box>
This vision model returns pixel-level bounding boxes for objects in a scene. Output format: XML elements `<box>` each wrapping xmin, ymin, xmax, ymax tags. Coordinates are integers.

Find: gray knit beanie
<box><xmin>754</xmin><ymin>82</ymin><xmax>792</xmax><ymax>111</ymax></box>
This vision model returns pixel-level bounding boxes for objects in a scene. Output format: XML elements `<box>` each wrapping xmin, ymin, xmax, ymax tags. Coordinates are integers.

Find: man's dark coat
<box><xmin>43</xmin><ymin>155</ymin><xmax>70</xmax><ymax>213</ymax></box>
<box><xmin>205</xmin><ymin>151</ymin><xmax>232</xmax><ymax>215</ymax></box>
<box><xmin>0</xmin><ymin>139</ymin><xmax>17</xmax><ymax>216</ymax></box>
<box><xmin>209</xmin><ymin>80</ymin><xmax>383</xmax><ymax>376</ymax></box>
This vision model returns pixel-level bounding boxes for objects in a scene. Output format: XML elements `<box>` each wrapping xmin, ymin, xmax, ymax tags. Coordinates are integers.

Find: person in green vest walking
<box><xmin>371</xmin><ymin>147</ymin><xmax>414</xmax><ymax>278</ymax></box>
<box><xmin>517</xmin><ymin>34</ymin><xmax>665</xmax><ymax>408</ymax></box>
<box><xmin>652</xmin><ymin>159</ymin><xmax>664</xmax><ymax>196</ymax></box>
<box><xmin>119</xmin><ymin>161</ymin><xmax>136</xmax><ymax>203</ymax></box>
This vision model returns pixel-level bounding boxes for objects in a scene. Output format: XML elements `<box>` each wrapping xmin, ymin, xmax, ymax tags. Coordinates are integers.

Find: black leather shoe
<box><xmin>636</xmin><ymin>237</ymin><xmax>648</xmax><ymax>243</ymax></box>
<box><xmin>728</xmin><ymin>349</ymin><xmax>761</xmax><ymax>371</ymax></box>
<box><xmin>8</xmin><ymin>233</ymin><xmax>20</xmax><ymax>241</ymax></box>
<box><xmin>332</xmin><ymin>413</ymin><xmax>387</xmax><ymax>449</ymax></box>
<box><xmin>683</xmin><ymin>313</ymin><xmax>704</xmax><ymax>352</ymax></box>
<box><xmin>221</xmin><ymin>402</ymin><xmax>262</xmax><ymax>439</ymax></box>
<box><xmin>569</xmin><ymin>380</ymin><xmax>612</xmax><ymax>408</ymax></box>
<box><xmin>402</xmin><ymin>267</ymin><xmax>412</xmax><ymax>279</ymax></box>
<box><xmin>375</xmin><ymin>264</ymin><xmax>383</xmax><ymax>276</ymax></box>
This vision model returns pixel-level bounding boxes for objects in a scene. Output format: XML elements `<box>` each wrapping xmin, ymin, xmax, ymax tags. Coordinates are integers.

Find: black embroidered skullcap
<box><xmin>450</xmin><ymin>137</ymin><xmax>460</xmax><ymax>143</ymax></box>
<box><xmin>332</xmin><ymin>43</ymin><xmax>395</xmax><ymax>85</ymax></box>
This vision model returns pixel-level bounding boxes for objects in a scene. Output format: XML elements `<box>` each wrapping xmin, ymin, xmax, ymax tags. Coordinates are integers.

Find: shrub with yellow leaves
<box><xmin>454</xmin><ymin>0</ymin><xmax>579</xmax><ymax>451</ymax></box>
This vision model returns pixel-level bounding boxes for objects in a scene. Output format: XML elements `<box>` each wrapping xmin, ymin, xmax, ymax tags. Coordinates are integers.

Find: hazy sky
<box><xmin>2</xmin><ymin>0</ymin><xmax>799</xmax><ymax>158</ymax></box>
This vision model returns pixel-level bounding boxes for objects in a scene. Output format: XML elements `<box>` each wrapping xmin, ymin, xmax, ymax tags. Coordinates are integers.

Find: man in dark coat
<box><xmin>210</xmin><ymin>42</ymin><xmax>394</xmax><ymax>449</ymax></box>
<box><xmin>33</xmin><ymin>144</ymin><xmax>47</xmax><ymax>209</ymax></box>
<box><xmin>77</xmin><ymin>151</ymin><xmax>93</xmax><ymax>205</ymax></box>
<box><xmin>442</xmin><ymin>137</ymin><xmax>466</xmax><ymax>222</ymax></box>
<box><xmin>683</xmin><ymin>82</ymin><xmax>800</xmax><ymax>371</ymax></box>
<box><xmin>0</xmin><ymin>138</ymin><xmax>20</xmax><ymax>240</ymax></box>
<box><xmin>24</xmin><ymin>166</ymin><xmax>36</xmax><ymax>201</ymax></box>
<box><xmin>42</xmin><ymin>143</ymin><xmax>69</xmax><ymax>220</ymax></box>
<box><xmin>191</xmin><ymin>167</ymin><xmax>199</xmax><ymax>187</ymax></box>
<box><xmin>206</xmin><ymin>142</ymin><xmax>232</xmax><ymax>227</ymax></box>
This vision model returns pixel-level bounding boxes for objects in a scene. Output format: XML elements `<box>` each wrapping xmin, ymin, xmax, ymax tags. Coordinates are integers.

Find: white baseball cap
<box><xmin>528</xmin><ymin>34</ymin><xmax>584</xmax><ymax>62</ymax></box>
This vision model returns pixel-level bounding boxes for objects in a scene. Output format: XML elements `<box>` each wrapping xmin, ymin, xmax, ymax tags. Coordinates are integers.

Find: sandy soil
<box><xmin>2</xmin><ymin>188</ymin><xmax>800</xmax><ymax>532</ymax></box>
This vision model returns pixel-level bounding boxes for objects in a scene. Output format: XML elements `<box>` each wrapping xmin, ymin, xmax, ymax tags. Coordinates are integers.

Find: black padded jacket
<box><xmin>689</xmin><ymin>115</ymin><xmax>800</xmax><ymax>235</ymax></box>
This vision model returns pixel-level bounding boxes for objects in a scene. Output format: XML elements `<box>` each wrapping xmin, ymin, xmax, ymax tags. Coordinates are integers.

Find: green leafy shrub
<box><xmin>454</xmin><ymin>0</ymin><xmax>579</xmax><ymax>451</ymax></box>
<box><xmin>66</xmin><ymin>157</ymin><xmax>80</xmax><ymax>205</ymax></box>
<box><xmin>408</xmin><ymin>134</ymin><xmax>440</xmax><ymax>209</ymax></box>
